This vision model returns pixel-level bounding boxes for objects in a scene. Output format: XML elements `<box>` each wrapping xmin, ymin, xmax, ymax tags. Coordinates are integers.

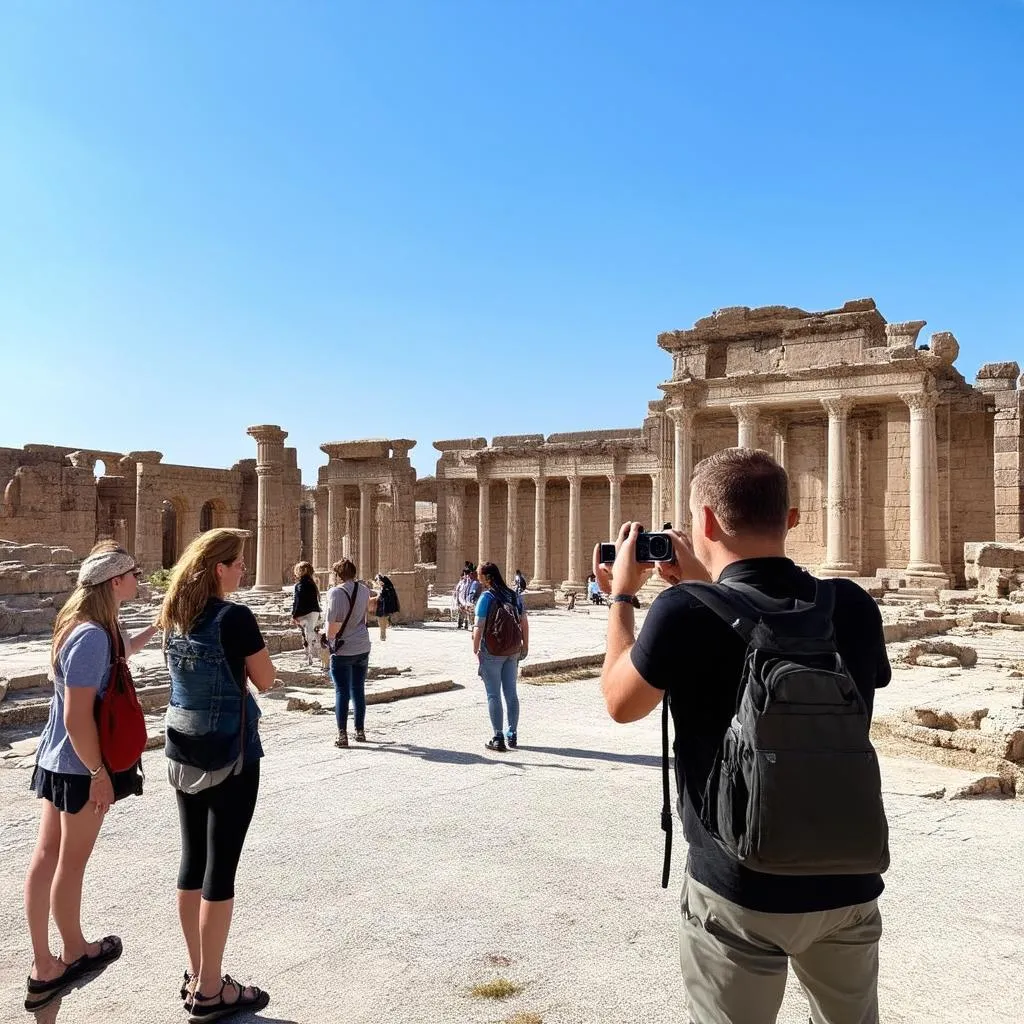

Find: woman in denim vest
<box><xmin>160</xmin><ymin>528</ymin><xmax>276</xmax><ymax>1022</ymax></box>
<box><xmin>22</xmin><ymin>542</ymin><xmax>154</xmax><ymax>1012</ymax></box>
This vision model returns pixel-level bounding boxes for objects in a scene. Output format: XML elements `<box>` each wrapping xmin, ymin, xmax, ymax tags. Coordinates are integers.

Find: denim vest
<box><xmin>164</xmin><ymin>602</ymin><xmax>263</xmax><ymax>771</ymax></box>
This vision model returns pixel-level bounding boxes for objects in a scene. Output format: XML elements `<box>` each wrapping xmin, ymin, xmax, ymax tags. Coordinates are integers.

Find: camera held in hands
<box><xmin>599</xmin><ymin>531</ymin><xmax>676</xmax><ymax>564</ymax></box>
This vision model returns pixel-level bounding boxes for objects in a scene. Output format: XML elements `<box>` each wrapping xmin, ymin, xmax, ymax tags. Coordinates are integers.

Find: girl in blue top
<box><xmin>472</xmin><ymin>561</ymin><xmax>530</xmax><ymax>752</ymax></box>
<box><xmin>24</xmin><ymin>542</ymin><xmax>155</xmax><ymax>1012</ymax></box>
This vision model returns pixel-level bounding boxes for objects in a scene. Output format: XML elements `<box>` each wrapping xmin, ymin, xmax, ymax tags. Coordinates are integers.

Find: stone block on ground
<box><xmin>902</xmin><ymin>639</ymin><xmax>978</xmax><ymax>668</ymax></box>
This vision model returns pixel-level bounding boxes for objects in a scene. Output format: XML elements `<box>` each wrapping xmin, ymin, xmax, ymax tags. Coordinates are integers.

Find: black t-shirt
<box><xmin>631</xmin><ymin>557</ymin><xmax>891</xmax><ymax>913</ymax></box>
<box><xmin>199</xmin><ymin>598</ymin><xmax>266</xmax><ymax>688</ymax></box>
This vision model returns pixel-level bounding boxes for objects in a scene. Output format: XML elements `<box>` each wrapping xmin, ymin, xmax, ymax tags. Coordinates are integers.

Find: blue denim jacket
<box><xmin>164</xmin><ymin>602</ymin><xmax>263</xmax><ymax>771</ymax></box>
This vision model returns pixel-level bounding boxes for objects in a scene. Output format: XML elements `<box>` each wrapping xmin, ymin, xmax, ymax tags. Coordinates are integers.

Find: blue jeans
<box><xmin>331</xmin><ymin>652</ymin><xmax>369</xmax><ymax>733</ymax></box>
<box><xmin>479</xmin><ymin>650</ymin><xmax>520</xmax><ymax>738</ymax></box>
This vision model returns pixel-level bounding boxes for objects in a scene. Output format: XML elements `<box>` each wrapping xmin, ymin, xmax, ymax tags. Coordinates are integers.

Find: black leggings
<box><xmin>175</xmin><ymin>761</ymin><xmax>260</xmax><ymax>901</ymax></box>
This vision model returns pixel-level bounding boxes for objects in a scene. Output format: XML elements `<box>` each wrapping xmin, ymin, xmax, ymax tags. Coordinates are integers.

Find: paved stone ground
<box><xmin>2</xmin><ymin>611</ymin><xmax>1023</xmax><ymax>1023</ymax></box>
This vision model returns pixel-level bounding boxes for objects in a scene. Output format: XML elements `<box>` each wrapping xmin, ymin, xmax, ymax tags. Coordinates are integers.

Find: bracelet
<box><xmin>88</xmin><ymin>763</ymin><xmax>105</xmax><ymax>779</ymax></box>
<box><xmin>610</xmin><ymin>594</ymin><xmax>640</xmax><ymax>608</ymax></box>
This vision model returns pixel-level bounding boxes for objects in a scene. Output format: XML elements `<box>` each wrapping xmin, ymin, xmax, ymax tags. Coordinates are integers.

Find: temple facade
<box><xmin>3</xmin><ymin>299</ymin><xmax>1021</xmax><ymax>602</ymax></box>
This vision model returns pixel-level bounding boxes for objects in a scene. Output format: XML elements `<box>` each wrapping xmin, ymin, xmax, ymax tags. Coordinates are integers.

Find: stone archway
<box><xmin>199</xmin><ymin>498</ymin><xmax>228</xmax><ymax>533</ymax></box>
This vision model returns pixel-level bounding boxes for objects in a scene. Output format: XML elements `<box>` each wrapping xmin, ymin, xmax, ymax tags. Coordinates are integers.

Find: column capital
<box><xmin>821</xmin><ymin>395</ymin><xmax>855</xmax><ymax>419</ymax></box>
<box><xmin>666</xmin><ymin>404</ymin><xmax>697</xmax><ymax>427</ymax></box>
<box><xmin>730</xmin><ymin>403</ymin><xmax>760</xmax><ymax>424</ymax></box>
<box><xmin>607</xmin><ymin>473</ymin><xmax>624</xmax><ymax>486</ymax></box>
<box><xmin>246</xmin><ymin>424</ymin><xmax>288</xmax><ymax>445</ymax></box>
<box><xmin>255</xmin><ymin>463</ymin><xmax>282</xmax><ymax>478</ymax></box>
<box><xmin>900</xmin><ymin>390</ymin><xmax>939</xmax><ymax>412</ymax></box>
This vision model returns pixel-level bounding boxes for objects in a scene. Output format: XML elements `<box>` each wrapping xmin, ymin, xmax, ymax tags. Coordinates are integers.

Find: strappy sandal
<box><xmin>181</xmin><ymin>969</ymin><xmax>196</xmax><ymax>1001</ymax></box>
<box><xmin>355</xmin><ymin>729</ymin><xmax>367</xmax><ymax>742</ymax></box>
<box><xmin>335</xmin><ymin>731</ymin><xmax>349</xmax><ymax>748</ymax></box>
<box><xmin>188</xmin><ymin>974</ymin><xmax>270</xmax><ymax>1022</ymax></box>
<box><xmin>485</xmin><ymin>736</ymin><xmax>508</xmax><ymax>752</ymax></box>
<box><xmin>73</xmin><ymin>935</ymin><xmax>122</xmax><ymax>975</ymax></box>
<box><xmin>24</xmin><ymin>961</ymin><xmax>79</xmax><ymax>1012</ymax></box>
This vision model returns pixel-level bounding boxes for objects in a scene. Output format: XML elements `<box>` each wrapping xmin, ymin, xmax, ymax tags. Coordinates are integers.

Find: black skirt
<box><xmin>31</xmin><ymin>763</ymin><xmax>144</xmax><ymax>814</ymax></box>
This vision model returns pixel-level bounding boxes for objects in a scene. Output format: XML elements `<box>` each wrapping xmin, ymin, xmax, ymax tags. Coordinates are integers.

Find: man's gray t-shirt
<box><xmin>325</xmin><ymin>582</ymin><xmax>371</xmax><ymax>657</ymax></box>
<box><xmin>36</xmin><ymin>622</ymin><xmax>112</xmax><ymax>775</ymax></box>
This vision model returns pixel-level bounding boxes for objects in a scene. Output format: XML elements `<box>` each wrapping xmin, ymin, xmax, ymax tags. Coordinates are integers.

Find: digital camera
<box><xmin>599</xmin><ymin>531</ymin><xmax>675</xmax><ymax>564</ymax></box>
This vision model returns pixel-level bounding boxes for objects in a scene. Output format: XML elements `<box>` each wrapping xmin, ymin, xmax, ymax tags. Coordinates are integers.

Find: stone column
<box><xmin>562</xmin><ymin>473</ymin><xmax>586</xmax><ymax>591</ymax></box>
<box><xmin>477</xmin><ymin>476</ymin><xmax>491</xmax><ymax>561</ymax></box>
<box><xmin>732</xmin><ymin>403</ymin><xmax>760</xmax><ymax>449</ymax></box>
<box><xmin>667</xmin><ymin>407</ymin><xmax>695</xmax><ymax>528</ymax></box>
<box><xmin>505</xmin><ymin>479</ymin><xmax>519</xmax><ymax>573</ymax></box>
<box><xmin>323</xmin><ymin>485</ymin><xmax>340</xmax><ymax>567</ymax></box>
<box><xmin>532</xmin><ymin>474</ymin><xmax>550</xmax><ymax>588</ymax></box>
<box><xmin>607</xmin><ymin>473</ymin><xmax>623</xmax><ymax>540</ymax></box>
<box><xmin>246</xmin><ymin>425</ymin><xmax>288</xmax><ymax>591</ymax></box>
<box><xmin>377</xmin><ymin>500</ymin><xmax>395</xmax><ymax>573</ymax></box>
<box><xmin>358</xmin><ymin>482</ymin><xmax>372</xmax><ymax>576</ymax></box>
<box><xmin>343</xmin><ymin>507</ymin><xmax>356</xmax><ymax>560</ymax></box>
<box><xmin>902</xmin><ymin>391</ymin><xmax>946</xmax><ymax>578</ymax></box>
<box><xmin>312</xmin><ymin>487</ymin><xmax>325</xmax><ymax>570</ymax></box>
<box><xmin>767</xmin><ymin>415</ymin><xmax>788</xmax><ymax>469</ymax></box>
<box><xmin>438</xmin><ymin>479</ymin><xmax>466</xmax><ymax>589</ymax></box>
<box><xmin>820</xmin><ymin>397</ymin><xmax>857</xmax><ymax>577</ymax></box>
<box><xmin>650</xmin><ymin>473</ymin><xmax>661</xmax><ymax>530</ymax></box>
<box><xmin>128</xmin><ymin>450</ymin><xmax>164</xmax><ymax>572</ymax></box>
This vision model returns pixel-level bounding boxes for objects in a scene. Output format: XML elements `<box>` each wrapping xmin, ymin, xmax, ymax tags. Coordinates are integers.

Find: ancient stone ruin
<box><xmin>2</xmin><ymin>298</ymin><xmax>1022</xmax><ymax>632</ymax></box>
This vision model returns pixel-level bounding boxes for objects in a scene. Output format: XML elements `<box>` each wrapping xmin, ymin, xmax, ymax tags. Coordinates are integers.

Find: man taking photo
<box><xmin>595</xmin><ymin>447</ymin><xmax>891</xmax><ymax>1024</ymax></box>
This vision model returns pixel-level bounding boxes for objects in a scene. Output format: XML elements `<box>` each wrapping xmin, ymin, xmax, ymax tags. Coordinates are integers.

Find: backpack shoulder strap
<box><xmin>677</xmin><ymin>581</ymin><xmax>759</xmax><ymax>643</ymax></box>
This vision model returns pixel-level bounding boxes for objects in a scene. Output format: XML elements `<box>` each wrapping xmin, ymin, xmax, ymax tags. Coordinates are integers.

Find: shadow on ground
<box><xmin>365</xmin><ymin>741</ymin><xmax>593</xmax><ymax>771</ymax></box>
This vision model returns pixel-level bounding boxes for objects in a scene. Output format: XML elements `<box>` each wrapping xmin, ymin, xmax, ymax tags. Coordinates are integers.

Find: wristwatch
<box><xmin>610</xmin><ymin>594</ymin><xmax>640</xmax><ymax>608</ymax></box>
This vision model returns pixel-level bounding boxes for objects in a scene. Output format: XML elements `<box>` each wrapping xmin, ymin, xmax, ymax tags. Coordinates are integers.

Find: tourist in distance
<box><xmin>453</xmin><ymin>569</ymin><xmax>469</xmax><ymax>629</ymax></box>
<box><xmin>23</xmin><ymin>542</ymin><xmax>153</xmax><ymax>1012</ymax></box>
<box><xmin>596</xmin><ymin>448</ymin><xmax>891</xmax><ymax>1024</ymax></box>
<box><xmin>372</xmin><ymin>572</ymin><xmax>400</xmax><ymax>641</ymax></box>
<box><xmin>160</xmin><ymin>528</ymin><xmax>275</xmax><ymax>1021</ymax></box>
<box><xmin>462</xmin><ymin>568</ymin><xmax>481</xmax><ymax>630</ymax></box>
<box><xmin>472</xmin><ymin>561</ymin><xmax>529</xmax><ymax>752</ymax></box>
<box><xmin>324</xmin><ymin>558</ymin><xmax>374</xmax><ymax>747</ymax></box>
<box><xmin>586</xmin><ymin>573</ymin><xmax>605</xmax><ymax>604</ymax></box>
<box><xmin>290</xmin><ymin>561</ymin><xmax>321</xmax><ymax>667</ymax></box>
<box><xmin>513</xmin><ymin>568</ymin><xmax>527</xmax><ymax>594</ymax></box>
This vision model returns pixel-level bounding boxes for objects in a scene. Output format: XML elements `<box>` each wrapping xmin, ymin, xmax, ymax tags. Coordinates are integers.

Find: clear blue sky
<box><xmin>3</xmin><ymin>0</ymin><xmax>1022</xmax><ymax>481</ymax></box>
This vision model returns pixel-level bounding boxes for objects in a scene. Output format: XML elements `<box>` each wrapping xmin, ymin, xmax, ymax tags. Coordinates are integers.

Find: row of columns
<box><xmin>317</xmin><ymin>481</ymin><xmax>380</xmax><ymax>570</ymax></box>
<box><xmin>455</xmin><ymin>471</ymin><xmax>662</xmax><ymax>591</ymax></box>
<box><xmin>666</xmin><ymin>391</ymin><xmax>945</xmax><ymax>579</ymax></box>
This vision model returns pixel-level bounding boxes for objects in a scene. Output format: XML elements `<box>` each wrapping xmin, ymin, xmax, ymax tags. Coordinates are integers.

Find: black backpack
<box><xmin>658</xmin><ymin>578</ymin><xmax>889</xmax><ymax>887</ymax></box>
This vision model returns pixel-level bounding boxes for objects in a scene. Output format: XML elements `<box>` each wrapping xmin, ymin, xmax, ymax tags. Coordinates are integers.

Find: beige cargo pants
<box><xmin>680</xmin><ymin>873</ymin><xmax>882</xmax><ymax>1024</ymax></box>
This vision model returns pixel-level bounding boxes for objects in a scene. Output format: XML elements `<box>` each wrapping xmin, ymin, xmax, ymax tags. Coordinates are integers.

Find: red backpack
<box><xmin>95</xmin><ymin>629</ymin><xmax>148</xmax><ymax>773</ymax></box>
<box><xmin>483</xmin><ymin>590</ymin><xmax>524</xmax><ymax>657</ymax></box>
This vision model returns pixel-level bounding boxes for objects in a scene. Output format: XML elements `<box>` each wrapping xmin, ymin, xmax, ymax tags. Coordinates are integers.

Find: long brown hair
<box><xmin>159</xmin><ymin>528</ymin><xmax>248</xmax><ymax>636</ymax></box>
<box><xmin>51</xmin><ymin>540</ymin><xmax>124</xmax><ymax>669</ymax></box>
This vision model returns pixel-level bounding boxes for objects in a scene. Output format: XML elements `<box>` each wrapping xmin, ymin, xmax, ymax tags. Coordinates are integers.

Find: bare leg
<box><xmin>197</xmin><ymin>898</ymin><xmax>233</xmax><ymax>997</ymax></box>
<box><xmin>177</xmin><ymin>890</ymin><xmax>201</xmax><ymax>976</ymax></box>
<box><xmin>24</xmin><ymin>802</ymin><xmax>66</xmax><ymax>982</ymax></box>
<box><xmin>52</xmin><ymin>806</ymin><xmax>104</xmax><ymax>963</ymax></box>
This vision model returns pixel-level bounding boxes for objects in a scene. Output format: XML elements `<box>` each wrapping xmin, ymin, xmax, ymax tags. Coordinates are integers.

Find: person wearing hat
<box><xmin>23</xmin><ymin>541</ymin><xmax>156</xmax><ymax>1012</ymax></box>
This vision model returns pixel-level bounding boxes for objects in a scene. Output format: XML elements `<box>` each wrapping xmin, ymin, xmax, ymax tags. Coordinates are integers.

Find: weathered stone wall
<box><xmin>0</xmin><ymin>447</ymin><xmax>98</xmax><ymax>556</ymax></box>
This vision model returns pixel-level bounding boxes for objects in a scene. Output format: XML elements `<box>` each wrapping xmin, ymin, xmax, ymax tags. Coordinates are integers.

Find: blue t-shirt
<box><xmin>36</xmin><ymin>622</ymin><xmax>113</xmax><ymax>775</ymax></box>
<box><xmin>475</xmin><ymin>589</ymin><xmax>525</xmax><ymax>623</ymax></box>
